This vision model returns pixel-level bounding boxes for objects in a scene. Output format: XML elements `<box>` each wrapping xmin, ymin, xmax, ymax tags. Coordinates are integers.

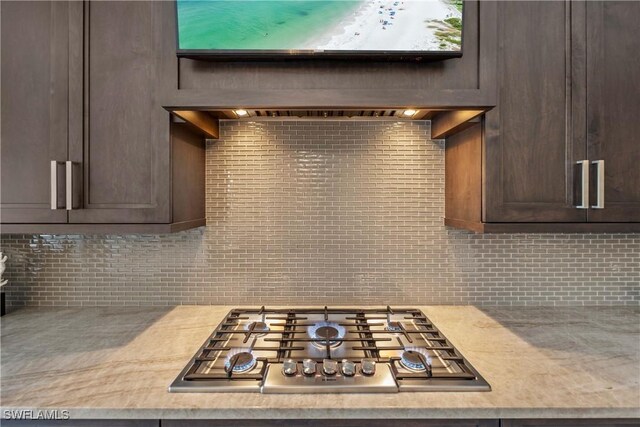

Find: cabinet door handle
<box><xmin>576</xmin><ymin>160</ymin><xmax>589</xmax><ymax>209</ymax></box>
<box><xmin>50</xmin><ymin>160</ymin><xmax>58</xmax><ymax>210</ymax></box>
<box><xmin>65</xmin><ymin>161</ymin><xmax>74</xmax><ymax>210</ymax></box>
<box><xmin>591</xmin><ymin>160</ymin><xmax>605</xmax><ymax>209</ymax></box>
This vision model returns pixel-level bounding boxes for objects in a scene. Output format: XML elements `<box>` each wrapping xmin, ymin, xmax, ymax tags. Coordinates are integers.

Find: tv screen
<box><xmin>175</xmin><ymin>0</ymin><xmax>463</xmax><ymax>59</ymax></box>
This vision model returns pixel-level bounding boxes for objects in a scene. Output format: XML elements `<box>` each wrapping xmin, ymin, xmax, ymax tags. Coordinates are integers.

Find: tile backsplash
<box><xmin>1</xmin><ymin>120</ymin><xmax>638</xmax><ymax>307</ymax></box>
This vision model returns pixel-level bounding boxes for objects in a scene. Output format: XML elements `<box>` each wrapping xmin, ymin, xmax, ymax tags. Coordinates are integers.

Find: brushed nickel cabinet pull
<box><xmin>576</xmin><ymin>160</ymin><xmax>589</xmax><ymax>209</ymax></box>
<box><xmin>591</xmin><ymin>160</ymin><xmax>605</xmax><ymax>209</ymax></box>
<box><xmin>65</xmin><ymin>161</ymin><xmax>73</xmax><ymax>210</ymax></box>
<box><xmin>50</xmin><ymin>160</ymin><xmax>58</xmax><ymax>210</ymax></box>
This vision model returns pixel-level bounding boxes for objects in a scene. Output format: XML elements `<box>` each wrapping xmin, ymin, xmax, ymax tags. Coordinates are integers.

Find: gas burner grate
<box><xmin>169</xmin><ymin>306</ymin><xmax>490</xmax><ymax>392</ymax></box>
<box><xmin>308</xmin><ymin>321</ymin><xmax>347</xmax><ymax>348</ymax></box>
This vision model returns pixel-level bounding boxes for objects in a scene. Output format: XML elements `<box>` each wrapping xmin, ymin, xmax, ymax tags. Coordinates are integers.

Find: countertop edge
<box><xmin>2</xmin><ymin>407</ymin><xmax>640</xmax><ymax>420</ymax></box>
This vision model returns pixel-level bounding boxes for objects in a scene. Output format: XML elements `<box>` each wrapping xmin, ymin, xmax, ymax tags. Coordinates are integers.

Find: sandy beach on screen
<box><xmin>312</xmin><ymin>0</ymin><xmax>460</xmax><ymax>51</ymax></box>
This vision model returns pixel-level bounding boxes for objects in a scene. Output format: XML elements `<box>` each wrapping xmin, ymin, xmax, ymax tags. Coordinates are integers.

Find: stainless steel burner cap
<box><xmin>308</xmin><ymin>321</ymin><xmax>346</xmax><ymax>348</ymax></box>
<box><xmin>245</xmin><ymin>321</ymin><xmax>270</xmax><ymax>336</ymax></box>
<box><xmin>386</xmin><ymin>321</ymin><xmax>402</xmax><ymax>332</ymax></box>
<box><xmin>400</xmin><ymin>349</ymin><xmax>432</xmax><ymax>372</ymax></box>
<box><xmin>224</xmin><ymin>351</ymin><xmax>256</xmax><ymax>373</ymax></box>
<box><xmin>316</xmin><ymin>326</ymin><xmax>339</xmax><ymax>340</ymax></box>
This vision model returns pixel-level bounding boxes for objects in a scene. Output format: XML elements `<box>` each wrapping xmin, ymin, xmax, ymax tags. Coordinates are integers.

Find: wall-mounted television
<box><xmin>175</xmin><ymin>0</ymin><xmax>464</xmax><ymax>60</ymax></box>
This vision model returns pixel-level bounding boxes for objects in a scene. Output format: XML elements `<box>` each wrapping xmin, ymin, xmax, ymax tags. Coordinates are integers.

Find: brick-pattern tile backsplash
<box><xmin>2</xmin><ymin>121</ymin><xmax>639</xmax><ymax>307</ymax></box>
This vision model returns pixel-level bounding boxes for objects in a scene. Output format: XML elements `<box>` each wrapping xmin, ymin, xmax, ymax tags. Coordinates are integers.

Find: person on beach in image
<box><xmin>313</xmin><ymin>0</ymin><xmax>463</xmax><ymax>52</ymax></box>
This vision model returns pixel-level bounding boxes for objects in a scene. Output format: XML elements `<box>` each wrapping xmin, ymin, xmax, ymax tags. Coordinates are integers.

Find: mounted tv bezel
<box><xmin>174</xmin><ymin>0</ymin><xmax>464</xmax><ymax>61</ymax></box>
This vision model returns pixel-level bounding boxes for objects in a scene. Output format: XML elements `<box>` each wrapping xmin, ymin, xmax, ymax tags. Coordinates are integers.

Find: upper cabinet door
<box><xmin>67</xmin><ymin>1</ymin><xmax>172</xmax><ymax>224</ymax></box>
<box><xmin>0</xmin><ymin>1</ymin><xmax>69</xmax><ymax>223</ymax></box>
<box><xmin>483</xmin><ymin>1</ymin><xmax>587</xmax><ymax>223</ymax></box>
<box><xmin>586</xmin><ymin>1</ymin><xmax>640</xmax><ymax>222</ymax></box>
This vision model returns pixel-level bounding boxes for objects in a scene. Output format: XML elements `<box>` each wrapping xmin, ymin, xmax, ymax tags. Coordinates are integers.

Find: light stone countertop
<box><xmin>1</xmin><ymin>305</ymin><xmax>639</xmax><ymax>420</ymax></box>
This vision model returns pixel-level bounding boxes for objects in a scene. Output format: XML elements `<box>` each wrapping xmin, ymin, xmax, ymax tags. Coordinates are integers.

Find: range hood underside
<box><xmin>168</xmin><ymin>108</ymin><xmax>488</xmax><ymax>140</ymax></box>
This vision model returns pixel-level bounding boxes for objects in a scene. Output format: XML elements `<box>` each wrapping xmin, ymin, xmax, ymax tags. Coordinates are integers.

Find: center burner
<box><xmin>224</xmin><ymin>349</ymin><xmax>256</xmax><ymax>373</ymax></box>
<box><xmin>308</xmin><ymin>321</ymin><xmax>346</xmax><ymax>348</ymax></box>
<box><xmin>386</xmin><ymin>321</ymin><xmax>402</xmax><ymax>332</ymax></box>
<box><xmin>245</xmin><ymin>321</ymin><xmax>270</xmax><ymax>337</ymax></box>
<box><xmin>400</xmin><ymin>348</ymin><xmax>432</xmax><ymax>373</ymax></box>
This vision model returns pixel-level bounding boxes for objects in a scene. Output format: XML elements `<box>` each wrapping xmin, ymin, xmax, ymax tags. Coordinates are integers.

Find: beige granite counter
<box><xmin>1</xmin><ymin>306</ymin><xmax>639</xmax><ymax>420</ymax></box>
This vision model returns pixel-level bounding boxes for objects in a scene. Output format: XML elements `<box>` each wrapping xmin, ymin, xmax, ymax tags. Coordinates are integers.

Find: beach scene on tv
<box><xmin>177</xmin><ymin>0</ymin><xmax>463</xmax><ymax>52</ymax></box>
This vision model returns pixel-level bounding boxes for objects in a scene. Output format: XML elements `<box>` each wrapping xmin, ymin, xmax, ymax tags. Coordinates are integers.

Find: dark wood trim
<box><xmin>431</xmin><ymin>110</ymin><xmax>484</xmax><ymax>139</ymax></box>
<box><xmin>162</xmin><ymin>92</ymin><xmax>497</xmax><ymax>112</ymax></box>
<box><xmin>0</xmin><ymin>221</ymin><xmax>205</xmax><ymax>235</ymax></box>
<box><xmin>170</xmin><ymin>122</ymin><xmax>206</xmax><ymax>227</ymax></box>
<box><xmin>163</xmin><ymin>420</ymin><xmax>499</xmax><ymax>427</ymax></box>
<box><xmin>170</xmin><ymin>218</ymin><xmax>206</xmax><ymax>233</ymax></box>
<box><xmin>413</xmin><ymin>110</ymin><xmax>438</xmax><ymax>120</ymax></box>
<box><xmin>445</xmin><ymin>123</ymin><xmax>483</xmax><ymax>223</ymax></box>
<box><xmin>502</xmin><ymin>419</ymin><xmax>640</xmax><ymax>427</ymax></box>
<box><xmin>571</xmin><ymin>0</ymin><xmax>587</xmax><ymax>213</ymax></box>
<box><xmin>445</xmin><ymin>219</ymin><xmax>640</xmax><ymax>234</ymax></box>
<box><xmin>161</xmin><ymin>91</ymin><xmax>497</xmax><ymax>112</ymax></box>
<box><xmin>172</xmin><ymin>110</ymin><xmax>219</xmax><ymax>138</ymax></box>
<box><xmin>1</xmin><ymin>421</ymin><xmax>158</xmax><ymax>427</ymax></box>
<box><xmin>478</xmin><ymin>0</ymin><xmax>497</xmax><ymax>106</ymax></box>
<box><xmin>3</xmin><ymin>419</ymin><xmax>638</xmax><ymax>427</ymax></box>
<box><xmin>444</xmin><ymin>218</ymin><xmax>486</xmax><ymax>233</ymax></box>
<box><xmin>67</xmin><ymin>0</ymin><xmax>84</xmax><ymax>213</ymax></box>
<box><xmin>163</xmin><ymin>104</ymin><xmax>495</xmax><ymax>113</ymax></box>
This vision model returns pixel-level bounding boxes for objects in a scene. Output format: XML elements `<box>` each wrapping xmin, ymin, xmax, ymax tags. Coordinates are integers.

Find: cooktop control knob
<box><xmin>302</xmin><ymin>359</ymin><xmax>317</xmax><ymax>376</ymax></box>
<box><xmin>282</xmin><ymin>359</ymin><xmax>297</xmax><ymax>376</ymax></box>
<box><xmin>322</xmin><ymin>359</ymin><xmax>338</xmax><ymax>376</ymax></box>
<box><xmin>341</xmin><ymin>359</ymin><xmax>356</xmax><ymax>377</ymax></box>
<box><xmin>361</xmin><ymin>358</ymin><xmax>376</xmax><ymax>376</ymax></box>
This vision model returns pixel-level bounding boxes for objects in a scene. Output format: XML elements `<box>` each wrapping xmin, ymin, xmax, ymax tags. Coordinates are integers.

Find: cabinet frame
<box><xmin>483</xmin><ymin>0</ymin><xmax>587</xmax><ymax>223</ymax></box>
<box><xmin>0</xmin><ymin>1</ymin><xmax>71</xmax><ymax>224</ymax></box>
<box><xmin>445</xmin><ymin>0</ymin><xmax>640</xmax><ymax>233</ymax></box>
<box><xmin>67</xmin><ymin>0</ymin><xmax>172</xmax><ymax>224</ymax></box>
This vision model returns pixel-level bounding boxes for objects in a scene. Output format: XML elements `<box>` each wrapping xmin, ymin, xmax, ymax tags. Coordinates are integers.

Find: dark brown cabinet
<box><xmin>483</xmin><ymin>0</ymin><xmax>585</xmax><ymax>223</ymax></box>
<box><xmin>585</xmin><ymin>1</ymin><xmax>640</xmax><ymax>222</ymax></box>
<box><xmin>68</xmin><ymin>1</ymin><xmax>171</xmax><ymax>224</ymax></box>
<box><xmin>0</xmin><ymin>1</ymin><xmax>70</xmax><ymax>224</ymax></box>
<box><xmin>3</xmin><ymin>1</ymin><xmax>638</xmax><ymax>234</ymax></box>
<box><xmin>1</xmin><ymin>1</ymin><xmax>205</xmax><ymax>233</ymax></box>
<box><xmin>446</xmin><ymin>1</ymin><xmax>640</xmax><ymax>233</ymax></box>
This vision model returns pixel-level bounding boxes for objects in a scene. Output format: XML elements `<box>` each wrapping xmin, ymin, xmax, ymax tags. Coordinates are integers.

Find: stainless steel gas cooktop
<box><xmin>169</xmin><ymin>306</ymin><xmax>490</xmax><ymax>393</ymax></box>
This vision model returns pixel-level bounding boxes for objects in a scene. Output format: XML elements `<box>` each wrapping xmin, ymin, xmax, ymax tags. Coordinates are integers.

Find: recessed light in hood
<box><xmin>220</xmin><ymin>109</ymin><xmax>433</xmax><ymax>120</ymax></box>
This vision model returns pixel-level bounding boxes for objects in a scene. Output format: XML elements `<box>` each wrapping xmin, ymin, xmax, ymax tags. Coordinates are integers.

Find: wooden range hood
<box><xmin>167</xmin><ymin>108</ymin><xmax>488</xmax><ymax>140</ymax></box>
